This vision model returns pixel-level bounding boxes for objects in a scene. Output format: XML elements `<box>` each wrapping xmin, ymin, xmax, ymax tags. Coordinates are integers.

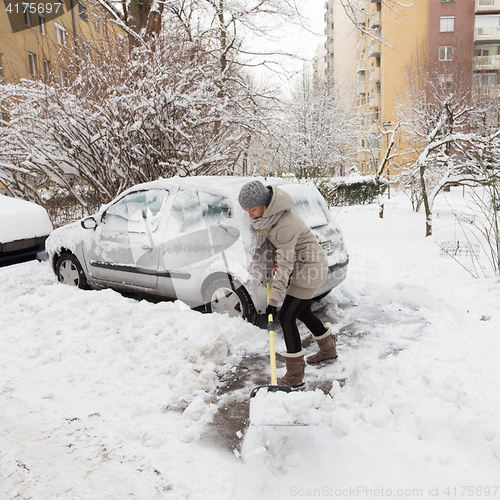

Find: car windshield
<box><xmin>103</xmin><ymin>189</ymin><xmax>169</xmax><ymax>233</ymax></box>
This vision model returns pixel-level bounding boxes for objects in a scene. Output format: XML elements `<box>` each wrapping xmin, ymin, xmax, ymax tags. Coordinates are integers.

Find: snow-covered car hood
<box><xmin>0</xmin><ymin>195</ymin><xmax>53</xmax><ymax>243</ymax></box>
<box><xmin>45</xmin><ymin>220</ymin><xmax>83</xmax><ymax>258</ymax></box>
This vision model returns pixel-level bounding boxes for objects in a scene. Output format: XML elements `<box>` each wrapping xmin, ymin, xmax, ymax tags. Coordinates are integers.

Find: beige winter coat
<box><xmin>265</xmin><ymin>186</ymin><xmax>329</xmax><ymax>307</ymax></box>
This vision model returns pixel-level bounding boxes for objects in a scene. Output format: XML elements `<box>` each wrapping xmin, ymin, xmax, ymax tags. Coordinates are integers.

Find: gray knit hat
<box><xmin>238</xmin><ymin>180</ymin><xmax>272</xmax><ymax>209</ymax></box>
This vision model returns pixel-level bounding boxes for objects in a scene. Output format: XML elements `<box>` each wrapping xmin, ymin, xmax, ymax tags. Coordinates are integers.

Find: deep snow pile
<box><xmin>1</xmin><ymin>188</ymin><xmax>500</xmax><ymax>499</ymax></box>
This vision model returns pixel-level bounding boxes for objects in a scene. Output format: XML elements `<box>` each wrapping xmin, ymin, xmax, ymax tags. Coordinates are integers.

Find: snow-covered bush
<box><xmin>317</xmin><ymin>175</ymin><xmax>388</xmax><ymax>207</ymax></box>
<box><xmin>0</xmin><ymin>24</ymin><xmax>259</xmax><ymax>215</ymax></box>
<box><xmin>280</xmin><ymin>174</ymin><xmax>387</xmax><ymax>208</ymax></box>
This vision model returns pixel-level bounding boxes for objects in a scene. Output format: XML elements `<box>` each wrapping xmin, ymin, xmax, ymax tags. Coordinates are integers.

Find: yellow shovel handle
<box><xmin>267</xmin><ymin>283</ymin><xmax>278</xmax><ymax>385</ymax></box>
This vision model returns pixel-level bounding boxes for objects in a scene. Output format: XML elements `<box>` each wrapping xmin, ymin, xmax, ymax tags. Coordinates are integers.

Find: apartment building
<box><xmin>0</xmin><ymin>0</ymin><xmax>125</xmax><ymax>85</ymax></box>
<box><xmin>428</xmin><ymin>0</ymin><xmax>474</xmax><ymax>95</ymax></box>
<box><xmin>356</xmin><ymin>0</ymin><xmax>429</xmax><ymax>174</ymax></box>
<box><xmin>473</xmin><ymin>0</ymin><xmax>500</xmax><ymax>95</ymax></box>
<box><xmin>324</xmin><ymin>0</ymin><xmax>485</xmax><ymax>176</ymax></box>
<box><xmin>324</xmin><ymin>0</ymin><xmax>357</xmax><ymax>89</ymax></box>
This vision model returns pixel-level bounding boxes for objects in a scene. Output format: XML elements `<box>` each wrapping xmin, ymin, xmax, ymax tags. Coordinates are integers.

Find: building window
<box><xmin>39</xmin><ymin>13</ymin><xmax>46</xmax><ymax>35</ymax></box>
<box><xmin>438</xmin><ymin>74</ymin><xmax>454</xmax><ymax>90</ymax></box>
<box><xmin>440</xmin><ymin>16</ymin><xmax>455</xmax><ymax>32</ymax></box>
<box><xmin>28</xmin><ymin>52</ymin><xmax>36</xmax><ymax>76</ymax></box>
<box><xmin>441</xmin><ymin>0</ymin><xmax>455</xmax><ymax>2</ymax></box>
<box><xmin>439</xmin><ymin>46</ymin><xmax>454</xmax><ymax>61</ymax></box>
<box><xmin>60</xmin><ymin>68</ymin><xmax>69</xmax><ymax>87</ymax></box>
<box><xmin>473</xmin><ymin>73</ymin><xmax>497</xmax><ymax>86</ymax></box>
<box><xmin>23</xmin><ymin>3</ymin><xmax>31</xmax><ymax>27</ymax></box>
<box><xmin>55</xmin><ymin>23</ymin><xmax>66</xmax><ymax>46</ymax></box>
<box><xmin>78</xmin><ymin>1</ymin><xmax>87</xmax><ymax>22</ymax></box>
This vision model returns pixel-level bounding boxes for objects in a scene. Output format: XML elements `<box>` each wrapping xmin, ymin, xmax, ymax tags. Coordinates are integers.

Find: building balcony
<box><xmin>474</xmin><ymin>26</ymin><xmax>500</xmax><ymax>41</ymax></box>
<box><xmin>474</xmin><ymin>55</ymin><xmax>500</xmax><ymax>70</ymax></box>
<box><xmin>475</xmin><ymin>0</ymin><xmax>500</xmax><ymax>13</ymax></box>
<box><xmin>368</xmin><ymin>93</ymin><xmax>380</xmax><ymax>108</ymax></box>
<box><xmin>368</xmin><ymin>40</ymin><xmax>380</xmax><ymax>57</ymax></box>
<box><xmin>357</xmin><ymin>59</ymin><xmax>366</xmax><ymax>72</ymax></box>
<box><xmin>369</xmin><ymin>67</ymin><xmax>380</xmax><ymax>82</ymax></box>
<box><xmin>472</xmin><ymin>84</ymin><xmax>500</xmax><ymax>97</ymax></box>
<box><xmin>368</xmin><ymin>11</ymin><xmax>380</xmax><ymax>28</ymax></box>
<box><xmin>357</xmin><ymin>81</ymin><xmax>367</xmax><ymax>94</ymax></box>
<box><xmin>357</xmin><ymin>36</ymin><xmax>366</xmax><ymax>51</ymax></box>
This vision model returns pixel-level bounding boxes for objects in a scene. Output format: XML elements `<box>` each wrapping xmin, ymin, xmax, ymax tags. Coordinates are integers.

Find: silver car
<box><xmin>46</xmin><ymin>177</ymin><xmax>349</xmax><ymax>324</ymax></box>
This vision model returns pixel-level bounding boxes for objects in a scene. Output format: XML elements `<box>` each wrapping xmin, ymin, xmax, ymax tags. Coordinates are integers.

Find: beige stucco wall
<box><xmin>380</xmin><ymin>0</ymin><xmax>429</xmax><ymax>126</ymax></box>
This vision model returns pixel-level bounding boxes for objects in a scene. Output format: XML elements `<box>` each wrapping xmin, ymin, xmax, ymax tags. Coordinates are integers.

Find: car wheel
<box><xmin>55</xmin><ymin>252</ymin><xmax>89</xmax><ymax>289</ymax></box>
<box><xmin>205</xmin><ymin>277</ymin><xmax>257</xmax><ymax>324</ymax></box>
<box><xmin>313</xmin><ymin>290</ymin><xmax>331</xmax><ymax>301</ymax></box>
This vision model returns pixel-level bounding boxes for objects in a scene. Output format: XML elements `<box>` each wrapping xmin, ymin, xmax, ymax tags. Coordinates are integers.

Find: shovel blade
<box><xmin>250</xmin><ymin>385</ymin><xmax>292</xmax><ymax>398</ymax></box>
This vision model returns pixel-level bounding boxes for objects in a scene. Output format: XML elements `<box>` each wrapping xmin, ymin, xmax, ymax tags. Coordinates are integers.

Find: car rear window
<box><xmin>282</xmin><ymin>185</ymin><xmax>330</xmax><ymax>228</ymax></box>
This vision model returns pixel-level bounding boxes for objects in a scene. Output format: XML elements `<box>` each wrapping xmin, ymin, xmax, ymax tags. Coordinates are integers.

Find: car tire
<box><xmin>313</xmin><ymin>290</ymin><xmax>331</xmax><ymax>301</ymax></box>
<box><xmin>205</xmin><ymin>277</ymin><xmax>258</xmax><ymax>325</ymax></box>
<box><xmin>55</xmin><ymin>252</ymin><xmax>89</xmax><ymax>289</ymax></box>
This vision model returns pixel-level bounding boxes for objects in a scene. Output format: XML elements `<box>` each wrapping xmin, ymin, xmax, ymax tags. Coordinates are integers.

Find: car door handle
<box><xmin>141</xmin><ymin>245</ymin><xmax>153</xmax><ymax>250</ymax></box>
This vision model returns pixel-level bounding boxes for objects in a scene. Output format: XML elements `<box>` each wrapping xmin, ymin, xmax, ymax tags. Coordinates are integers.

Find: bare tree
<box><xmin>372</xmin><ymin>121</ymin><xmax>405</xmax><ymax>218</ymax></box>
<box><xmin>396</xmin><ymin>43</ymin><xmax>480</xmax><ymax>237</ymax></box>
<box><xmin>267</xmin><ymin>70</ymin><xmax>360</xmax><ymax>191</ymax></box>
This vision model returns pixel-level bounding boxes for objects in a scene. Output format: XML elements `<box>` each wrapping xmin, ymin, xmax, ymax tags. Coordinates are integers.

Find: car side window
<box><xmin>199</xmin><ymin>191</ymin><xmax>231</xmax><ymax>225</ymax></box>
<box><xmin>169</xmin><ymin>189</ymin><xmax>205</xmax><ymax>234</ymax></box>
<box><xmin>169</xmin><ymin>190</ymin><xmax>232</xmax><ymax>234</ymax></box>
<box><xmin>102</xmin><ymin>189</ymin><xmax>169</xmax><ymax>233</ymax></box>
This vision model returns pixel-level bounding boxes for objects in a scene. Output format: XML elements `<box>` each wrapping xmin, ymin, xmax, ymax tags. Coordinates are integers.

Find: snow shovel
<box><xmin>245</xmin><ymin>287</ymin><xmax>323</xmax><ymax>430</ymax></box>
<box><xmin>249</xmin><ymin>283</ymin><xmax>292</xmax><ymax>399</ymax></box>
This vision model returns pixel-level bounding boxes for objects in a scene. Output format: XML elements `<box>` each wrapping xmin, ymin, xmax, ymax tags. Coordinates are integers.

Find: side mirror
<box><xmin>81</xmin><ymin>217</ymin><xmax>97</xmax><ymax>230</ymax></box>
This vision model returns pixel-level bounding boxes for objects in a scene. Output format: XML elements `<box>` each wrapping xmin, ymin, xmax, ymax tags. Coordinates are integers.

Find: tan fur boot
<box><xmin>277</xmin><ymin>350</ymin><xmax>305</xmax><ymax>388</ymax></box>
<box><xmin>306</xmin><ymin>328</ymin><xmax>338</xmax><ymax>365</ymax></box>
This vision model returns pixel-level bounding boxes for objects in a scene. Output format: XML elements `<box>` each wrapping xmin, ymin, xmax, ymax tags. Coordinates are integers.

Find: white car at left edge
<box><xmin>0</xmin><ymin>194</ymin><xmax>53</xmax><ymax>267</ymax></box>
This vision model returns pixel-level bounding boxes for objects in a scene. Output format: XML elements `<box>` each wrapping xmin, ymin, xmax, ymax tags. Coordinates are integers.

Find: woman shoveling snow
<box><xmin>238</xmin><ymin>180</ymin><xmax>338</xmax><ymax>387</ymax></box>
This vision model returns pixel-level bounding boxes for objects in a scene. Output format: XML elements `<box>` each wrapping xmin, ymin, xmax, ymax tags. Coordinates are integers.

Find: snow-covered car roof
<box><xmin>109</xmin><ymin>176</ymin><xmax>330</xmax><ymax>216</ymax></box>
<box><xmin>114</xmin><ymin>176</ymin><xmax>300</xmax><ymax>200</ymax></box>
<box><xmin>0</xmin><ymin>195</ymin><xmax>53</xmax><ymax>244</ymax></box>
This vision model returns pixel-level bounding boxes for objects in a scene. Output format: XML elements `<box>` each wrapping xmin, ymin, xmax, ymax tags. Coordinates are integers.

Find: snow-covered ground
<box><xmin>1</xmin><ymin>187</ymin><xmax>499</xmax><ymax>499</ymax></box>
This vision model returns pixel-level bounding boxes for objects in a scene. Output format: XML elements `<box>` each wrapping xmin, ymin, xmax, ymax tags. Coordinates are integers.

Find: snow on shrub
<box><xmin>0</xmin><ymin>25</ymin><xmax>258</xmax><ymax>215</ymax></box>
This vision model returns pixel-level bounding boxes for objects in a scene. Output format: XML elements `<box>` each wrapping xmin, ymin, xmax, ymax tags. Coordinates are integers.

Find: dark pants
<box><xmin>278</xmin><ymin>295</ymin><xmax>328</xmax><ymax>354</ymax></box>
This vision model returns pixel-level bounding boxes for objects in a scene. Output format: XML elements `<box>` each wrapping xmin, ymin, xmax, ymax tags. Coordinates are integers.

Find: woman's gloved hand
<box><xmin>266</xmin><ymin>304</ymin><xmax>277</xmax><ymax>320</ymax></box>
